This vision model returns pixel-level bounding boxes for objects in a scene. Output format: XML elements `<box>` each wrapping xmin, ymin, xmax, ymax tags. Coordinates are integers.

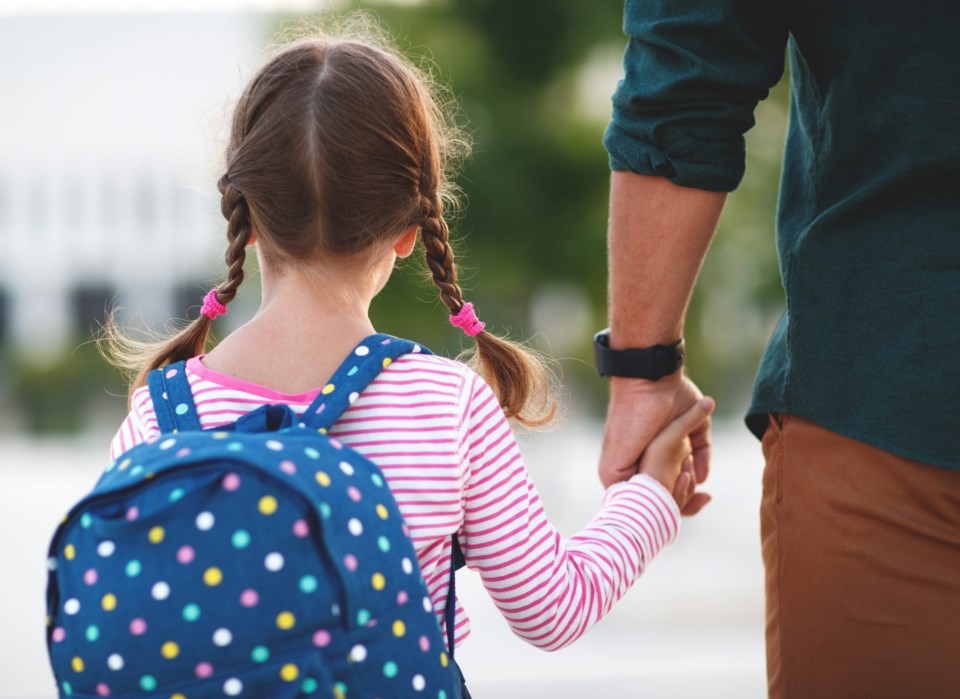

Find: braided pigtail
<box><xmin>99</xmin><ymin>174</ymin><xmax>252</xmax><ymax>403</ymax></box>
<box><xmin>419</xmin><ymin>194</ymin><xmax>556</xmax><ymax>428</ymax></box>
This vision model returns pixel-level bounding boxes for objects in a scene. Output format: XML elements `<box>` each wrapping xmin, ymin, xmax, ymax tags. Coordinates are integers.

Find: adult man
<box><xmin>596</xmin><ymin>2</ymin><xmax>960</xmax><ymax>696</ymax></box>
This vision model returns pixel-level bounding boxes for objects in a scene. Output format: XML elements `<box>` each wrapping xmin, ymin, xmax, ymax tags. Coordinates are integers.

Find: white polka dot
<box><xmin>348</xmin><ymin>392</ymin><xmax>359</xmax><ymax>404</ymax></box>
<box><xmin>265</xmin><ymin>552</ymin><xmax>285</xmax><ymax>572</ymax></box>
<box><xmin>223</xmin><ymin>678</ymin><xmax>243</xmax><ymax>696</ymax></box>
<box><xmin>97</xmin><ymin>540</ymin><xmax>116</xmax><ymax>557</ymax></box>
<box><xmin>348</xmin><ymin>644</ymin><xmax>367</xmax><ymax>662</ymax></box>
<box><xmin>47</xmin><ymin>557</ymin><xmax>58</xmax><ymax>571</ymax></box>
<box><xmin>355</xmin><ymin>346</ymin><xmax>370</xmax><ymax>356</ymax></box>
<box><xmin>402</xmin><ymin>557</ymin><xmax>414</xmax><ymax>574</ymax></box>
<box><xmin>265</xmin><ymin>440</ymin><xmax>284</xmax><ymax>451</ymax></box>
<box><xmin>64</xmin><ymin>599</ymin><xmax>80</xmax><ymax>615</ymax></box>
<box><xmin>196</xmin><ymin>512</ymin><xmax>215</xmax><ymax>531</ymax></box>
<box><xmin>412</xmin><ymin>674</ymin><xmax>426</xmax><ymax>691</ymax></box>
<box><xmin>159</xmin><ymin>438</ymin><xmax>176</xmax><ymax>450</ymax></box>
<box><xmin>331</xmin><ymin>604</ymin><xmax>340</xmax><ymax>617</ymax></box>
<box><xmin>340</xmin><ymin>461</ymin><xmax>355</xmax><ymax>476</ymax></box>
<box><xmin>213</xmin><ymin>628</ymin><xmax>233</xmax><ymax>647</ymax></box>
<box><xmin>422</xmin><ymin>596</ymin><xmax>433</xmax><ymax>613</ymax></box>
<box><xmin>413</xmin><ymin>344</ymin><xmax>422</xmax><ymax>353</ymax></box>
<box><xmin>347</xmin><ymin>518</ymin><xmax>363</xmax><ymax>536</ymax></box>
<box><xmin>151</xmin><ymin>581</ymin><xmax>171</xmax><ymax>600</ymax></box>
<box><xmin>107</xmin><ymin>654</ymin><xmax>124</xmax><ymax>671</ymax></box>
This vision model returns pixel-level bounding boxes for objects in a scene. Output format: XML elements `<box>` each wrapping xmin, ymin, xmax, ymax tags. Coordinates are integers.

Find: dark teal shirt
<box><xmin>604</xmin><ymin>0</ymin><xmax>960</xmax><ymax>470</ymax></box>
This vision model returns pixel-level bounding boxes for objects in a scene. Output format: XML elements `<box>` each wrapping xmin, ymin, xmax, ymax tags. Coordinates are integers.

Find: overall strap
<box><xmin>301</xmin><ymin>334</ymin><xmax>430</xmax><ymax>431</ymax></box>
<box><xmin>146</xmin><ymin>360</ymin><xmax>201</xmax><ymax>434</ymax></box>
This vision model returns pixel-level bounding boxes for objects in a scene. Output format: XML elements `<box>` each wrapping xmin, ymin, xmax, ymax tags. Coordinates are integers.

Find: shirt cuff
<box><xmin>602</xmin><ymin>473</ymin><xmax>681</xmax><ymax>566</ymax></box>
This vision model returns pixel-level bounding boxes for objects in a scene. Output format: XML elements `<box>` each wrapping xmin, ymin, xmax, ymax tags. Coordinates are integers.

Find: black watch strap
<box><xmin>593</xmin><ymin>329</ymin><xmax>684</xmax><ymax>380</ymax></box>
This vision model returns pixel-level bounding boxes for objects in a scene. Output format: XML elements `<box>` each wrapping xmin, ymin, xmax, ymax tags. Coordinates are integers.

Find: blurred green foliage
<box><xmin>4</xmin><ymin>0</ymin><xmax>788</xmax><ymax>434</ymax></box>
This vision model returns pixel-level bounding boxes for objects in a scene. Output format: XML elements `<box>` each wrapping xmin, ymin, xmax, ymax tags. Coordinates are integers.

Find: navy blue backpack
<box><xmin>46</xmin><ymin>335</ymin><xmax>462</xmax><ymax>699</ymax></box>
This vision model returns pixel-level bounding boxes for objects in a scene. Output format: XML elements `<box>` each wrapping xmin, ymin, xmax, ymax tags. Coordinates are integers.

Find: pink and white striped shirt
<box><xmin>110</xmin><ymin>352</ymin><xmax>680</xmax><ymax>651</ymax></box>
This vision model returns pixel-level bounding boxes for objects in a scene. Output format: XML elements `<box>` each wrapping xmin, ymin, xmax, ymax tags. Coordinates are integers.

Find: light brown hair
<box><xmin>103</xmin><ymin>28</ymin><xmax>554</xmax><ymax>427</ymax></box>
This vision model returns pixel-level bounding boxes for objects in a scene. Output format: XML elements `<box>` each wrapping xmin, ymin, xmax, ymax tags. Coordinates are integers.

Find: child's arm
<box><xmin>109</xmin><ymin>386</ymin><xmax>159</xmax><ymax>460</ymax></box>
<box><xmin>457</xmin><ymin>372</ymin><xmax>713</xmax><ymax>651</ymax></box>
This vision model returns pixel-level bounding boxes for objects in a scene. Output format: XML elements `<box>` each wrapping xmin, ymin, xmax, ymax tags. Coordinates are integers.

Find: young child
<box><xmin>105</xmin><ymin>27</ymin><xmax>712</xmax><ymax>688</ymax></box>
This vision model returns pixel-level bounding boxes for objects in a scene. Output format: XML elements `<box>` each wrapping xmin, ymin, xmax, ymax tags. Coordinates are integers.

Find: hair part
<box><xmin>101</xmin><ymin>15</ymin><xmax>556</xmax><ymax>425</ymax></box>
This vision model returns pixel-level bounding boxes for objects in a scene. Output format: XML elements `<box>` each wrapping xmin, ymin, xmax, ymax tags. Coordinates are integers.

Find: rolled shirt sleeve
<box><xmin>604</xmin><ymin>0</ymin><xmax>789</xmax><ymax>192</ymax></box>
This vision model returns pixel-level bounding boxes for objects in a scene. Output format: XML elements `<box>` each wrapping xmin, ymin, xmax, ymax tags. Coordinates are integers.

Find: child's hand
<box><xmin>638</xmin><ymin>397</ymin><xmax>715</xmax><ymax>515</ymax></box>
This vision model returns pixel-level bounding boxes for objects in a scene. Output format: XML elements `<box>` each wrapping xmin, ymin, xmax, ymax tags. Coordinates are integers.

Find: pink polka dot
<box><xmin>419</xmin><ymin>635</ymin><xmax>430</xmax><ymax>652</ymax></box>
<box><xmin>51</xmin><ymin>627</ymin><xmax>66</xmax><ymax>643</ymax></box>
<box><xmin>279</xmin><ymin>460</ymin><xmax>297</xmax><ymax>475</ymax></box>
<box><xmin>165</xmin><ymin>368</ymin><xmax>178</xmax><ymax>379</ymax></box>
<box><xmin>347</xmin><ymin>486</ymin><xmax>362</xmax><ymax>502</ymax></box>
<box><xmin>313</xmin><ymin>630</ymin><xmax>331</xmax><ymax>648</ymax></box>
<box><xmin>396</xmin><ymin>590</ymin><xmax>409</xmax><ymax>605</ymax></box>
<box><xmin>343</xmin><ymin>554</ymin><xmax>358</xmax><ymax>572</ymax></box>
<box><xmin>125</xmin><ymin>506</ymin><xmax>139</xmax><ymax>522</ymax></box>
<box><xmin>195</xmin><ymin>662</ymin><xmax>214</xmax><ymax>679</ymax></box>
<box><xmin>96</xmin><ymin>683</ymin><xmax>110</xmax><ymax>697</ymax></box>
<box><xmin>402</xmin><ymin>524</ymin><xmax>411</xmax><ymax>537</ymax></box>
<box><xmin>329</xmin><ymin>439</ymin><xmax>342</xmax><ymax>450</ymax></box>
<box><xmin>292</xmin><ymin>519</ymin><xmax>309</xmax><ymax>538</ymax></box>
<box><xmin>129</xmin><ymin>618</ymin><xmax>147</xmax><ymax>636</ymax></box>
<box><xmin>83</xmin><ymin>568</ymin><xmax>98</xmax><ymax>586</ymax></box>
<box><xmin>177</xmin><ymin>546</ymin><xmax>195</xmax><ymax>564</ymax></box>
<box><xmin>239</xmin><ymin>589</ymin><xmax>259</xmax><ymax>608</ymax></box>
<box><xmin>176</xmin><ymin>448</ymin><xmax>191</xmax><ymax>458</ymax></box>
<box><xmin>222</xmin><ymin>473</ymin><xmax>241</xmax><ymax>491</ymax></box>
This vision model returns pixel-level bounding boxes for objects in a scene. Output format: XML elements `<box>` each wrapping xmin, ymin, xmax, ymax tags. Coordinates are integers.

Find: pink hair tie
<box><xmin>449</xmin><ymin>302</ymin><xmax>485</xmax><ymax>337</ymax></box>
<box><xmin>200</xmin><ymin>288</ymin><xmax>227</xmax><ymax>320</ymax></box>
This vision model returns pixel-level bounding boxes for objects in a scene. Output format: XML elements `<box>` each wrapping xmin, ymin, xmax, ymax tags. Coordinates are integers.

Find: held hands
<box><xmin>599</xmin><ymin>374</ymin><xmax>714</xmax><ymax>515</ymax></box>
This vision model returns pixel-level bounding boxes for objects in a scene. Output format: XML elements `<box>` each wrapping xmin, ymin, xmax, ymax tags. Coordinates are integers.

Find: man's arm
<box><xmin>598</xmin><ymin>171</ymin><xmax>725</xmax><ymax>513</ymax></box>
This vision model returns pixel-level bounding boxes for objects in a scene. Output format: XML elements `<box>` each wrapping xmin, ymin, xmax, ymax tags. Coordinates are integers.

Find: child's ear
<box><xmin>393</xmin><ymin>225</ymin><xmax>419</xmax><ymax>258</ymax></box>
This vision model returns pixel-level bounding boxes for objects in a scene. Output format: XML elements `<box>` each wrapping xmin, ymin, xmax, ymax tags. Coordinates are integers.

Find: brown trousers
<box><xmin>761</xmin><ymin>414</ymin><xmax>960</xmax><ymax>699</ymax></box>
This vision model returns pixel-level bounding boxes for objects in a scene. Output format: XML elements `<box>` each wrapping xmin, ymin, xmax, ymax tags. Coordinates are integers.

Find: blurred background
<box><xmin>0</xmin><ymin>0</ymin><xmax>788</xmax><ymax>696</ymax></box>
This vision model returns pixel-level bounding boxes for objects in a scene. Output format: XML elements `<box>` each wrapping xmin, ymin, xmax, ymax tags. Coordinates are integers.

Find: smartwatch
<box><xmin>593</xmin><ymin>329</ymin><xmax>685</xmax><ymax>380</ymax></box>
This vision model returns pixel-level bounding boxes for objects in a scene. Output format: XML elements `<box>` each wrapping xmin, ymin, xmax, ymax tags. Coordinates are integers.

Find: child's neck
<box><xmin>202</xmin><ymin>257</ymin><xmax>387</xmax><ymax>394</ymax></box>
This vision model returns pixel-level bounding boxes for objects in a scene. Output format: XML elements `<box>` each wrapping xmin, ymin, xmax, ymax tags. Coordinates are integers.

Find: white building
<box><xmin>0</xmin><ymin>10</ymin><xmax>269</xmax><ymax>361</ymax></box>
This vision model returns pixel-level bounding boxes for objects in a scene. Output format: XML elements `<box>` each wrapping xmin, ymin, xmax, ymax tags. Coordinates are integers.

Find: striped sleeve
<box><xmin>457</xmin><ymin>371</ymin><xmax>680</xmax><ymax>651</ymax></box>
<box><xmin>109</xmin><ymin>386</ymin><xmax>159</xmax><ymax>460</ymax></box>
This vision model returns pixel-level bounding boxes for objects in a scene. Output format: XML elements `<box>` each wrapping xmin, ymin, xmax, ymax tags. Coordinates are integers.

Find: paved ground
<box><xmin>1</xmin><ymin>420</ymin><xmax>767</xmax><ymax>698</ymax></box>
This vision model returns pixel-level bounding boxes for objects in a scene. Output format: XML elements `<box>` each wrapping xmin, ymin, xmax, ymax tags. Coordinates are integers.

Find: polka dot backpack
<box><xmin>45</xmin><ymin>335</ymin><xmax>462</xmax><ymax>699</ymax></box>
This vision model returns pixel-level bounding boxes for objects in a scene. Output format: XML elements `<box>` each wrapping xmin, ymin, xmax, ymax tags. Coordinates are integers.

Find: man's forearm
<box><xmin>608</xmin><ymin>171</ymin><xmax>726</xmax><ymax>348</ymax></box>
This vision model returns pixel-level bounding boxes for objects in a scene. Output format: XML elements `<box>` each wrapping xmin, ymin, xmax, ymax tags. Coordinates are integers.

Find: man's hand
<box><xmin>598</xmin><ymin>373</ymin><xmax>713</xmax><ymax>515</ymax></box>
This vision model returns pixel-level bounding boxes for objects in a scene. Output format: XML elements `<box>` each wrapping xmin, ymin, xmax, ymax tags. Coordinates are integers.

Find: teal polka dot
<box><xmin>371</xmin><ymin>473</ymin><xmax>384</xmax><ymax>487</ymax></box>
<box><xmin>301</xmin><ymin>678</ymin><xmax>318</xmax><ymax>694</ymax></box>
<box><xmin>334</xmin><ymin>682</ymin><xmax>347</xmax><ymax>696</ymax></box>
<box><xmin>347</xmin><ymin>366</ymin><xmax>359</xmax><ymax>376</ymax></box>
<box><xmin>438</xmin><ymin>692</ymin><xmax>447</xmax><ymax>699</ymax></box>
<box><xmin>319</xmin><ymin>503</ymin><xmax>332</xmax><ymax>519</ymax></box>
<box><xmin>357</xmin><ymin>608</ymin><xmax>371</xmax><ymax>626</ymax></box>
<box><xmin>304</xmin><ymin>447</ymin><xmax>320</xmax><ymax>459</ymax></box>
<box><xmin>125</xmin><ymin>560</ymin><xmax>142</xmax><ymax>577</ymax></box>
<box><xmin>226</xmin><ymin>442</ymin><xmax>244</xmax><ymax>452</ymax></box>
<box><xmin>299</xmin><ymin>575</ymin><xmax>318</xmax><ymax>593</ymax></box>
<box><xmin>182</xmin><ymin>603</ymin><xmax>201</xmax><ymax>622</ymax></box>
<box><xmin>80</xmin><ymin>513</ymin><xmax>92</xmax><ymax>529</ymax></box>
<box><xmin>383</xmin><ymin>661</ymin><xmax>398</xmax><ymax>678</ymax></box>
<box><xmin>377</xmin><ymin>536</ymin><xmax>391</xmax><ymax>553</ymax></box>
<box><xmin>129</xmin><ymin>465</ymin><xmax>144</xmax><ymax>477</ymax></box>
<box><xmin>61</xmin><ymin>682</ymin><xmax>72</xmax><ymax>696</ymax></box>
<box><xmin>85</xmin><ymin>625</ymin><xmax>99</xmax><ymax>642</ymax></box>
<box><xmin>169</xmin><ymin>487</ymin><xmax>185</xmax><ymax>502</ymax></box>
<box><xmin>231</xmin><ymin>530</ymin><xmax>251</xmax><ymax>549</ymax></box>
<box><xmin>175</xmin><ymin>403</ymin><xmax>189</xmax><ymax>415</ymax></box>
<box><xmin>251</xmin><ymin>645</ymin><xmax>270</xmax><ymax>663</ymax></box>
<box><xmin>140</xmin><ymin>675</ymin><xmax>157</xmax><ymax>691</ymax></box>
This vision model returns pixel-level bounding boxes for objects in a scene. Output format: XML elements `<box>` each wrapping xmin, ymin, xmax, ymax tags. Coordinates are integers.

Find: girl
<box><xmin>105</xmin><ymin>27</ymin><xmax>712</xmax><ymax>691</ymax></box>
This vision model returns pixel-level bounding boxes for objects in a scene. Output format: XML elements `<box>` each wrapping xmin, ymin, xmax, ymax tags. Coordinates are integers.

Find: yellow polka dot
<box><xmin>203</xmin><ymin>567</ymin><xmax>223</xmax><ymax>586</ymax></box>
<box><xmin>71</xmin><ymin>656</ymin><xmax>84</xmax><ymax>673</ymax></box>
<box><xmin>118</xmin><ymin>458</ymin><xmax>131</xmax><ymax>471</ymax></box>
<box><xmin>318</xmin><ymin>428</ymin><xmax>328</xmax><ymax>435</ymax></box>
<box><xmin>333</xmin><ymin>687</ymin><xmax>345</xmax><ymax>699</ymax></box>
<box><xmin>321</xmin><ymin>384</ymin><xmax>335</xmax><ymax>395</ymax></box>
<box><xmin>315</xmin><ymin>471</ymin><xmax>331</xmax><ymax>487</ymax></box>
<box><xmin>382</xmin><ymin>358</ymin><xmax>392</xmax><ymax>369</ymax></box>
<box><xmin>371</xmin><ymin>572</ymin><xmax>386</xmax><ymax>591</ymax></box>
<box><xmin>61</xmin><ymin>514</ymin><xmax>68</xmax><ymax>524</ymax></box>
<box><xmin>171</xmin><ymin>695</ymin><xmax>186</xmax><ymax>699</ymax></box>
<box><xmin>440</xmin><ymin>651</ymin><xmax>449</xmax><ymax>667</ymax></box>
<box><xmin>277</xmin><ymin>611</ymin><xmax>295</xmax><ymax>630</ymax></box>
<box><xmin>392</xmin><ymin>620</ymin><xmax>406</xmax><ymax>637</ymax></box>
<box><xmin>376</xmin><ymin>504</ymin><xmax>389</xmax><ymax>520</ymax></box>
<box><xmin>101</xmin><ymin>593</ymin><xmax>117</xmax><ymax>612</ymax></box>
<box><xmin>258</xmin><ymin>495</ymin><xmax>278</xmax><ymax>515</ymax></box>
<box><xmin>148</xmin><ymin>526</ymin><xmax>165</xmax><ymax>544</ymax></box>
<box><xmin>279</xmin><ymin>663</ymin><xmax>299</xmax><ymax>682</ymax></box>
<box><xmin>64</xmin><ymin>544</ymin><xmax>75</xmax><ymax>560</ymax></box>
<box><xmin>212</xmin><ymin>431</ymin><xmax>229</xmax><ymax>439</ymax></box>
<box><xmin>46</xmin><ymin>615</ymin><xmax>51</xmax><ymax>627</ymax></box>
<box><xmin>161</xmin><ymin>641</ymin><xmax>180</xmax><ymax>659</ymax></box>
<box><xmin>145</xmin><ymin>472</ymin><xmax>156</xmax><ymax>480</ymax></box>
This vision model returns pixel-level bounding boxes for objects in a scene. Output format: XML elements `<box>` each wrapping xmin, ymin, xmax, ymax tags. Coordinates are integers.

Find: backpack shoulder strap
<box><xmin>302</xmin><ymin>334</ymin><xmax>431</xmax><ymax>431</ymax></box>
<box><xmin>146</xmin><ymin>360</ymin><xmax>201</xmax><ymax>434</ymax></box>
